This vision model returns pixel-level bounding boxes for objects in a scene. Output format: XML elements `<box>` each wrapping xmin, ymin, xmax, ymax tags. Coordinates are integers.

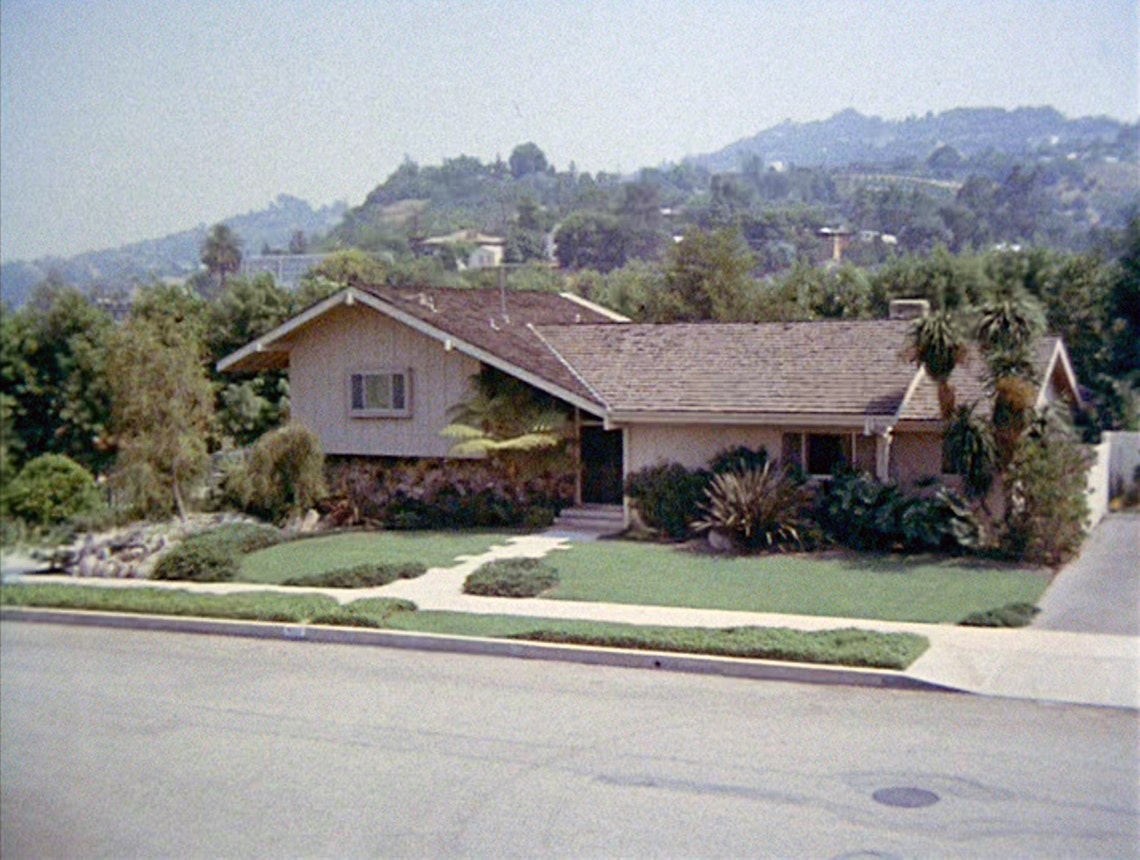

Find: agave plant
<box><xmin>693</xmin><ymin>463</ymin><xmax>808</xmax><ymax>552</ymax></box>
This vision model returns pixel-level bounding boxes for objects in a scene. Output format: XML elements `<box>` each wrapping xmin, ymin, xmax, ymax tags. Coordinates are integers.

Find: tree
<box><xmin>0</xmin><ymin>282</ymin><xmax>115</xmax><ymax>472</ymax></box>
<box><xmin>441</xmin><ymin>368</ymin><xmax>572</xmax><ymax>481</ymax></box>
<box><xmin>646</xmin><ymin>227</ymin><xmax>755</xmax><ymax>322</ymax></box>
<box><xmin>508</xmin><ymin>142</ymin><xmax>548</xmax><ymax>179</ymax></box>
<box><xmin>200</xmin><ymin>223</ymin><xmax>243</xmax><ymax>293</ymax></box>
<box><xmin>106</xmin><ymin>317</ymin><xmax>214</xmax><ymax>520</ymax></box>
<box><xmin>908</xmin><ymin>310</ymin><xmax>966</xmax><ymax>418</ymax></box>
<box><xmin>553</xmin><ymin>211</ymin><xmax>631</xmax><ymax>272</ymax></box>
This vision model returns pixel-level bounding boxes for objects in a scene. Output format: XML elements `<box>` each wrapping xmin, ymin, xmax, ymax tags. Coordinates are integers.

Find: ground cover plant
<box><xmin>463</xmin><ymin>558</ymin><xmax>558</xmax><ymax>597</ymax></box>
<box><xmin>281</xmin><ymin>563</ymin><xmax>426</xmax><ymax>589</ymax></box>
<box><xmin>0</xmin><ymin>585</ymin><xmax>929</xmax><ymax>670</ymax></box>
<box><xmin>238</xmin><ymin>530</ymin><xmax>510</xmax><ymax>584</ymax></box>
<box><xmin>543</xmin><ymin>542</ymin><xmax>1049</xmax><ymax>624</ymax></box>
<box><xmin>151</xmin><ymin>522</ymin><xmax>283</xmax><ymax>583</ymax></box>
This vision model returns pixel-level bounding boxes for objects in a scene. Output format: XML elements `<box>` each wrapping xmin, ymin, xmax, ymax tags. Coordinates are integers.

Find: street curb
<box><xmin>0</xmin><ymin>607</ymin><xmax>957</xmax><ymax>694</ymax></box>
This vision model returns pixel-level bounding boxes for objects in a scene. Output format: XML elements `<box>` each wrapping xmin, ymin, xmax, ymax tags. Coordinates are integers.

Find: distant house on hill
<box><xmin>240</xmin><ymin>253</ymin><xmax>332</xmax><ymax>288</ymax></box>
<box><xmin>416</xmin><ymin>230</ymin><xmax>505</xmax><ymax>269</ymax></box>
<box><xmin>219</xmin><ymin>289</ymin><xmax>1082</xmax><ymax>518</ymax></box>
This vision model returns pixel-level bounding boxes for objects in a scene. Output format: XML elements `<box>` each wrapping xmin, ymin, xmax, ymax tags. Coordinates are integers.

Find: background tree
<box><xmin>200</xmin><ymin>223</ymin><xmax>243</xmax><ymax>294</ymax></box>
<box><xmin>646</xmin><ymin>227</ymin><xmax>755</xmax><ymax>322</ymax></box>
<box><xmin>0</xmin><ymin>282</ymin><xmax>114</xmax><ymax>472</ymax></box>
<box><xmin>106</xmin><ymin>317</ymin><xmax>214</xmax><ymax>520</ymax></box>
<box><xmin>508</xmin><ymin>142</ymin><xmax>549</xmax><ymax>179</ymax></box>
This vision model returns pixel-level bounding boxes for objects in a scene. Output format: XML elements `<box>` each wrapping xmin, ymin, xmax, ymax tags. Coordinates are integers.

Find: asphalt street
<box><xmin>2</xmin><ymin>623</ymin><xmax>1137</xmax><ymax>859</ymax></box>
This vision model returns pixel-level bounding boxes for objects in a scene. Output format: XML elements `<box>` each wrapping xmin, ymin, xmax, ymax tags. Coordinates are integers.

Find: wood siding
<box><xmin>289</xmin><ymin>305</ymin><xmax>480</xmax><ymax>457</ymax></box>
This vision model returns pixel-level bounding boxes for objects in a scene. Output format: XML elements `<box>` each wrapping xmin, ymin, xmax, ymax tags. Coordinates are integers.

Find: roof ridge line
<box><xmin>528</xmin><ymin>323</ymin><xmax>609</xmax><ymax>410</ymax></box>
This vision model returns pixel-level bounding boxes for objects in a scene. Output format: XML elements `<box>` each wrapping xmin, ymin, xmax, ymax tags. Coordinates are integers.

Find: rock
<box><xmin>707</xmin><ymin>529</ymin><xmax>737</xmax><ymax>554</ymax></box>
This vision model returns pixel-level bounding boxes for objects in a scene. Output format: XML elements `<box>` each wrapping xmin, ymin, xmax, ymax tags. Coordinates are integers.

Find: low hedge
<box><xmin>959</xmin><ymin>602</ymin><xmax>1040</xmax><ymax>627</ymax></box>
<box><xmin>282</xmin><ymin>563</ymin><xmax>427</xmax><ymax>589</ymax></box>
<box><xmin>464</xmin><ymin>558</ymin><xmax>559</xmax><ymax>597</ymax></box>
<box><xmin>151</xmin><ymin>523</ymin><xmax>284</xmax><ymax>583</ymax></box>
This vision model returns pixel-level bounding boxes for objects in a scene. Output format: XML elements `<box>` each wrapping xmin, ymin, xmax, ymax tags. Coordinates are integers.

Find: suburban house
<box><xmin>218</xmin><ymin>286</ymin><xmax>1082</xmax><ymax>521</ymax></box>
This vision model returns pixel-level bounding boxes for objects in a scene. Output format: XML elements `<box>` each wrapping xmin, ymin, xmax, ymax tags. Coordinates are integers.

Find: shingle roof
<box><xmin>535</xmin><ymin>319</ymin><xmax>920</xmax><ymax>419</ymax></box>
<box><xmin>359</xmin><ymin>287</ymin><xmax>621</xmax><ymax>406</ymax></box>
<box><xmin>898</xmin><ymin>337</ymin><xmax>1062</xmax><ymax>421</ymax></box>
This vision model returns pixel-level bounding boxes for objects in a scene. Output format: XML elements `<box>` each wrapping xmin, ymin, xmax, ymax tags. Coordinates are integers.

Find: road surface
<box><xmin>2</xmin><ymin>622</ymin><xmax>1137</xmax><ymax>858</ymax></box>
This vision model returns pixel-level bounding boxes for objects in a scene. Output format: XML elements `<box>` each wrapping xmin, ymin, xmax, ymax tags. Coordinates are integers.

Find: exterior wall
<box><xmin>888</xmin><ymin>431</ymin><xmax>943</xmax><ymax>486</ymax></box>
<box><xmin>625</xmin><ymin>425</ymin><xmax>785</xmax><ymax>473</ymax></box>
<box><xmin>289</xmin><ymin>305</ymin><xmax>480</xmax><ymax>457</ymax></box>
<box><xmin>1107</xmin><ymin>431</ymin><xmax>1140</xmax><ymax>500</ymax></box>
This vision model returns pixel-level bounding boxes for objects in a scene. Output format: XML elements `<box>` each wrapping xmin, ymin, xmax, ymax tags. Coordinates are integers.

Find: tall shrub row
<box><xmin>320</xmin><ymin>457</ymin><xmax>573</xmax><ymax>530</ymax></box>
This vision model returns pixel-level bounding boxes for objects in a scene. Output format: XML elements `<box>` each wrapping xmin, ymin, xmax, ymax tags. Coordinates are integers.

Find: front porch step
<box><xmin>552</xmin><ymin>504</ymin><xmax>625</xmax><ymax>534</ymax></box>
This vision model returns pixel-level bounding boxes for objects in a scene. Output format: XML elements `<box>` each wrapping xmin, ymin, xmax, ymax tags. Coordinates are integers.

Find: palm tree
<box><xmin>944</xmin><ymin>403</ymin><xmax>997</xmax><ymax>500</ymax></box>
<box><xmin>200</xmin><ymin>224</ymin><xmax>243</xmax><ymax>291</ymax></box>
<box><xmin>909</xmin><ymin>310</ymin><xmax>965</xmax><ymax>418</ymax></box>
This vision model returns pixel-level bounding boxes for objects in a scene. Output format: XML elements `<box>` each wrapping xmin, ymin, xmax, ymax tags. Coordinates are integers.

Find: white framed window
<box><xmin>782</xmin><ymin>432</ymin><xmax>874</xmax><ymax>476</ymax></box>
<box><xmin>349</xmin><ymin>369</ymin><xmax>411</xmax><ymax>418</ymax></box>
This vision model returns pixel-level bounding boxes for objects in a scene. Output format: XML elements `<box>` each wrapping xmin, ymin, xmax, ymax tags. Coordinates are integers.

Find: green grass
<box><xmin>544</xmin><ymin>542</ymin><xmax>1050</xmax><ymax>624</ymax></box>
<box><xmin>0</xmin><ymin>585</ymin><xmax>929</xmax><ymax>670</ymax></box>
<box><xmin>238</xmin><ymin>531</ymin><xmax>512</xmax><ymax>584</ymax></box>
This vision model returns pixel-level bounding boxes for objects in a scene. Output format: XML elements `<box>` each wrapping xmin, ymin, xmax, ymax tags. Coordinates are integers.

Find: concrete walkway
<box><xmin>5</xmin><ymin>532</ymin><xmax>1138</xmax><ymax>710</ymax></box>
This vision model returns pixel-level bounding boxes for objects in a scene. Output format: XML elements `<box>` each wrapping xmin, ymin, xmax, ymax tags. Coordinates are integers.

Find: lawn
<box><xmin>238</xmin><ymin>531</ymin><xmax>512</xmax><ymax>584</ymax></box>
<box><xmin>542</xmin><ymin>541</ymin><xmax>1050</xmax><ymax>624</ymax></box>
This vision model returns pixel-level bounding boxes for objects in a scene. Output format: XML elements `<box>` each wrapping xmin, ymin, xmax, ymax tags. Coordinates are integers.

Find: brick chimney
<box><xmin>889</xmin><ymin>299</ymin><xmax>931</xmax><ymax>320</ymax></box>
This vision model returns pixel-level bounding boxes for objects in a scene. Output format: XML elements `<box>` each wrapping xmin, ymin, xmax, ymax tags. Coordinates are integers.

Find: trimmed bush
<box><xmin>152</xmin><ymin>540</ymin><xmax>239</xmax><ymax>582</ymax></box>
<box><xmin>464</xmin><ymin>557</ymin><xmax>559</xmax><ymax>597</ymax></box>
<box><xmin>959</xmin><ymin>602</ymin><xmax>1040</xmax><ymax>627</ymax></box>
<box><xmin>282</xmin><ymin>563</ymin><xmax>426</xmax><ymax>588</ymax></box>
<box><xmin>151</xmin><ymin>522</ymin><xmax>282</xmax><ymax>583</ymax></box>
<box><xmin>625</xmin><ymin>461</ymin><xmax>710</xmax><ymax>541</ymax></box>
<box><xmin>5</xmin><ymin>454</ymin><xmax>105</xmax><ymax>527</ymax></box>
<box><xmin>708</xmin><ymin>445</ymin><xmax>769</xmax><ymax>476</ymax></box>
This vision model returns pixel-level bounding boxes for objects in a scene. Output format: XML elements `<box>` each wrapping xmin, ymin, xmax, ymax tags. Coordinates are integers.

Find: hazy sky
<box><xmin>1</xmin><ymin>0</ymin><xmax>1137</xmax><ymax>263</ymax></box>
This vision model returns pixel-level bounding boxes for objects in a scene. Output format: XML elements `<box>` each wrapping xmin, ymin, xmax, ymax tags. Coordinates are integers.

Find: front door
<box><xmin>580</xmin><ymin>426</ymin><xmax>624</xmax><ymax>504</ymax></box>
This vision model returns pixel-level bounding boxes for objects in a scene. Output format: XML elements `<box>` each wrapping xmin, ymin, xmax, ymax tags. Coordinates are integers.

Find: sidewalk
<box><xmin>4</xmin><ymin>533</ymin><xmax>1138</xmax><ymax>710</ymax></box>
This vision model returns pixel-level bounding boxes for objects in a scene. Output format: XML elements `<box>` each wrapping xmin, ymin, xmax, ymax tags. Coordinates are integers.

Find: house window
<box><xmin>782</xmin><ymin>432</ymin><xmax>857</xmax><ymax>476</ymax></box>
<box><xmin>807</xmin><ymin>433</ymin><xmax>851</xmax><ymax>475</ymax></box>
<box><xmin>349</xmin><ymin>369</ymin><xmax>410</xmax><ymax>417</ymax></box>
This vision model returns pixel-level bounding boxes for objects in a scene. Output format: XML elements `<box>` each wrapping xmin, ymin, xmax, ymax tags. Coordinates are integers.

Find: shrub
<box><xmin>229</xmin><ymin>424</ymin><xmax>327</xmax><ymax>523</ymax></box>
<box><xmin>959</xmin><ymin>602</ymin><xmax>1040</xmax><ymax>627</ymax></box>
<box><xmin>693</xmin><ymin>463</ymin><xmax>808</xmax><ymax>552</ymax></box>
<box><xmin>814</xmin><ymin>471</ymin><xmax>979</xmax><ymax>553</ymax></box>
<box><xmin>1001</xmin><ymin>425</ymin><xmax>1091</xmax><ymax>565</ymax></box>
<box><xmin>152</xmin><ymin>540</ymin><xmax>239</xmax><ymax>582</ymax></box>
<box><xmin>320</xmin><ymin>457</ymin><xmax>572</xmax><ymax>530</ymax></box>
<box><xmin>707</xmin><ymin>445</ymin><xmax>769</xmax><ymax>476</ymax></box>
<box><xmin>625</xmin><ymin>461</ymin><xmax>710</xmax><ymax>541</ymax></box>
<box><xmin>151</xmin><ymin>522</ymin><xmax>282</xmax><ymax>582</ymax></box>
<box><xmin>464</xmin><ymin>557</ymin><xmax>559</xmax><ymax>597</ymax></box>
<box><xmin>282</xmin><ymin>563</ymin><xmax>427</xmax><ymax>588</ymax></box>
<box><xmin>5</xmin><ymin>454</ymin><xmax>106</xmax><ymax>527</ymax></box>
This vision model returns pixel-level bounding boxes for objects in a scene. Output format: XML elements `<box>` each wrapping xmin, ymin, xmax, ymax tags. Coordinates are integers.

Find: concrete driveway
<box><xmin>1035</xmin><ymin>514</ymin><xmax>1140</xmax><ymax>635</ymax></box>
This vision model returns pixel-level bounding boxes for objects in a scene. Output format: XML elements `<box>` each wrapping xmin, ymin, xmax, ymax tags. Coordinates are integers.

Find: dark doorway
<box><xmin>580</xmin><ymin>426</ymin><xmax>623</xmax><ymax>504</ymax></box>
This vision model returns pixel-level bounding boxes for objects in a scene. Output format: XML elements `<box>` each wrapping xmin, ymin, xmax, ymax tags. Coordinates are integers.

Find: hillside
<box><xmin>1</xmin><ymin>195</ymin><xmax>346</xmax><ymax>309</ymax></box>
<box><xmin>691</xmin><ymin>107</ymin><xmax>1134</xmax><ymax>173</ymax></box>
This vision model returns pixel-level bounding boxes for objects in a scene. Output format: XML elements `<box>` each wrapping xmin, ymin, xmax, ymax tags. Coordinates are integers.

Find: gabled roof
<box><xmin>217</xmin><ymin>286</ymin><xmax>627</xmax><ymax>413</ymax></box>
<box><xmin>534</xmin><ymin>319</ymin><xmax>918</xmax><ymax>424</ymax></box>
<box><xmin>896</xmin><ymin>336</ymin><xmax>1080</xmax><ymax>423</ymax></box>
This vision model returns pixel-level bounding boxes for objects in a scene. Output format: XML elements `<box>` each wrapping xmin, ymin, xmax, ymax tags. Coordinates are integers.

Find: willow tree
<box><xmin>106</xmin><ymin>317</ymin><xmax>214</xmax><ymax>520</ymax></box>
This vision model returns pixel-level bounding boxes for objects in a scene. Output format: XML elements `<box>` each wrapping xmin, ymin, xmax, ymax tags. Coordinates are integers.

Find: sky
<box><xmin>1</xmin><ymin>0</ymin><xmax>1137</xmax><ymax>264</ymax></box>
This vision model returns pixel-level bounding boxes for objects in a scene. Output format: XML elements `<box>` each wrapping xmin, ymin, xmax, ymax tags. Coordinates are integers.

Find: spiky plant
<box><xmin>943</xmin><ymin>403</ymin><xmax>997</xmax><ymax>500</ymax></box>
<box><xmin>693</xmin><ymin>463</ymin><xmax>808</xmax><ymax>552</ymax></box>
<box><xmin>909</xmin><ymin>311</ymin><xmax>966</xmax><ymax>418</ymax></box>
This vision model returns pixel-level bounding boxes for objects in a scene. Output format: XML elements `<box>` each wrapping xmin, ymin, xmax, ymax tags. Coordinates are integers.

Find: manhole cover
<box><xmin>872</xmin><ymin>786</ymin><xmax>940</xmax><ymax>808</ymax></box>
